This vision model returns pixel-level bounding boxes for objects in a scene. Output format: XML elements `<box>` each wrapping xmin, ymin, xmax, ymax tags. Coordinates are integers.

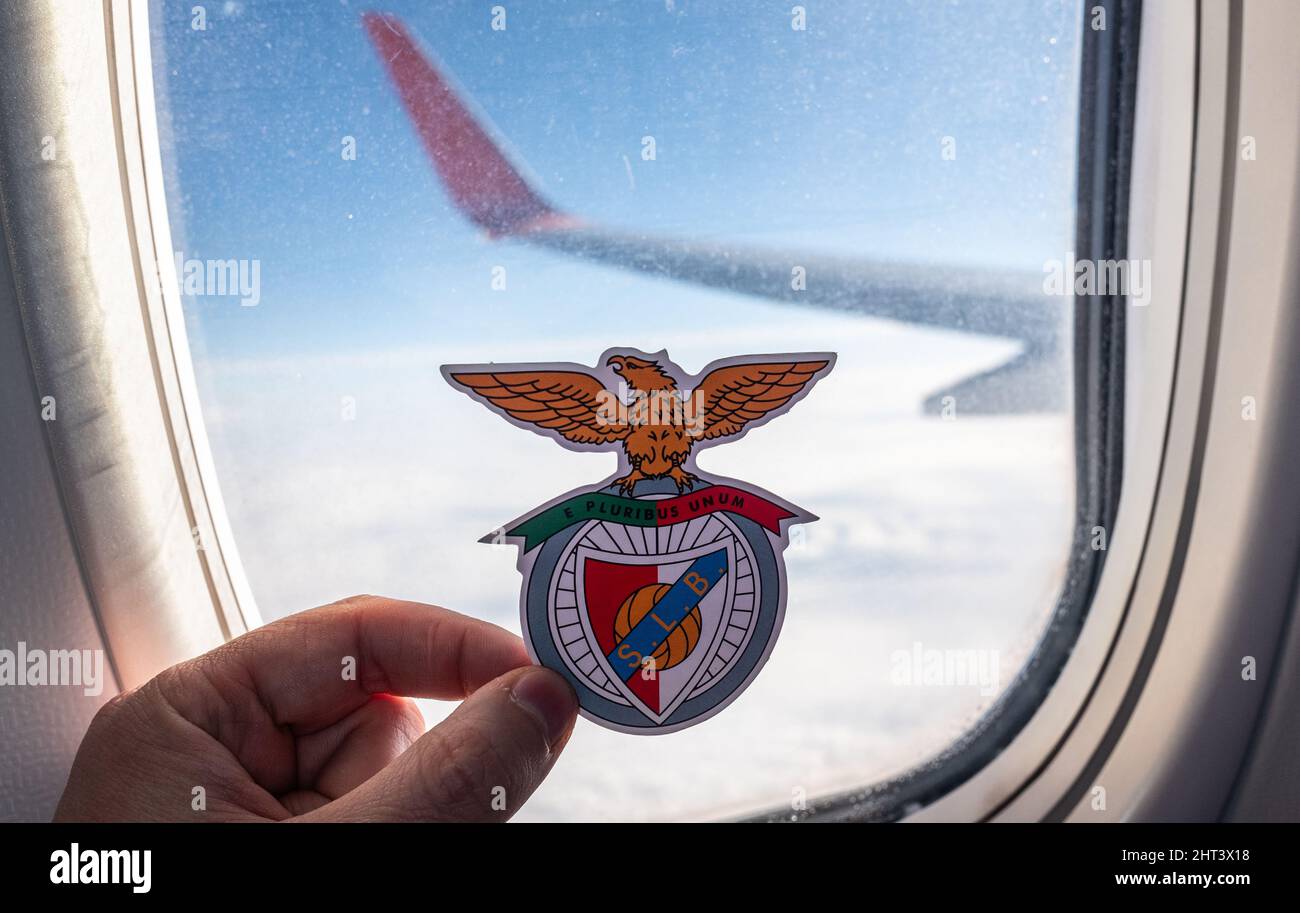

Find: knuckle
<box><xmin>371</xmin><ymin>695</ymin><xmax>425</xmax><ymax>747</ymax></box>
<box><xmin>393</xmin><ymin>700</ymin><xmax>426</xmax><ymax>745</ymax></box>
<box><xmin>89</xmin><ymin>686</ymin><xmax>138</xmax><ymax>729</ymax></box>
<box><xmin>335</xmin><ymin>593</ymin><xmax>377</xmax><ymax>607</ymax></box>
<box><xmin>417</xmin><ymin>725</ymin><xmax>502</xmax><ymax>820</ymax></box>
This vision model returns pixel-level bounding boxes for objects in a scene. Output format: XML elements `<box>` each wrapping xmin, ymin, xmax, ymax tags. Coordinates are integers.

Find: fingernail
<box><xmin>510</xmin><ymin>668</ymin><xmax>577</xmax><ymax>747</ymax></box>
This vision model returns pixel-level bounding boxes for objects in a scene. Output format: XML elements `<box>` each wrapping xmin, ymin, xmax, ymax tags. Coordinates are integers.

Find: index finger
<box><xmin>162</xmin><ymin>596</ymin><xmax>531</xmax><ymax>734</ymax></box>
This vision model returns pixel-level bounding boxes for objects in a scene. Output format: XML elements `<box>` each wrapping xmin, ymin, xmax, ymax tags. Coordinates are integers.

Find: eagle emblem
<box><xmin>444</xmin><ymin>348</ymin><xmax>835</xmax><ymax>734</ymax></box>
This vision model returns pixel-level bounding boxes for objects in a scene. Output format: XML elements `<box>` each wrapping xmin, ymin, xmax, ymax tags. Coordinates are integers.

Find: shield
<box><xmin>534</xmin><ymin>488</ymin><xmax>780</xmax><ymax>732</ymax></box>
<box><xmin>554</xmin><ymin>519</ymin><xmax>754</xmax><ymax>725</ymax></box>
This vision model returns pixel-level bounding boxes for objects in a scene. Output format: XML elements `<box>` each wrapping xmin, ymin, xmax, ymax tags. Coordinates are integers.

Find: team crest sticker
<box><xmin>443</xmin><ymin>348</ymin><xmax>835</xmax><ymax>734</ymax></box>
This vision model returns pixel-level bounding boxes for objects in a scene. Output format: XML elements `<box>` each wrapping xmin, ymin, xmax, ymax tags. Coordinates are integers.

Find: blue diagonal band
<box><xmin>605</xmin><ymin>549</ymin><xmax>729</xmax><ymax>681</ymax></box>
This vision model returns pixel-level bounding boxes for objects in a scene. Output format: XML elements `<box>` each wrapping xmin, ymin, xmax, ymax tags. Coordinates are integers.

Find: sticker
<box><xmin>443</xmin><ymin>348</ymin><xmax>835</xmax><ymax>734</ymax></box>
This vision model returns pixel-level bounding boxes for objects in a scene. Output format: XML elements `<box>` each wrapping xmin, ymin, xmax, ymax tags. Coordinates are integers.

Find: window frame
<box><xmin>0</xmin><ymin>0</ymin><xmax>262</xmax><ymax>687</ymax></box>
<box><xmin>115</xmin><ymin>0</ymin><xmax>263</xmax><ymax>642</ymax></box>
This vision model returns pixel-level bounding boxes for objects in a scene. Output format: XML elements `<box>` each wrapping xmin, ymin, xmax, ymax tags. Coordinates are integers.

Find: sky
<box><xmin>149</xmin><ymin>0</ymin><xmax>1084</xmax><ymax>821</ymax></box>
<box><xmin>153</xmin><ymin>0</ymin><xmax>1081</xmax><ymax>359</ymax></box>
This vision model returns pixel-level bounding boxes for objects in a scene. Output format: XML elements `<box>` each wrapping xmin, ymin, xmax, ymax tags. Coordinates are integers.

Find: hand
<box><xmin>54</xmin><ymin>595</ymin><xmax>578</xmax><ymax>822</ymax></box>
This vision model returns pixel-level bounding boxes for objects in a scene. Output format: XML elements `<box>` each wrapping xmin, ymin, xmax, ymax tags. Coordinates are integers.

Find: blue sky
<box><xmin>152</xmin><ymin>0</ymin><xmax>1081</xmax><ymax>361</ymax></box>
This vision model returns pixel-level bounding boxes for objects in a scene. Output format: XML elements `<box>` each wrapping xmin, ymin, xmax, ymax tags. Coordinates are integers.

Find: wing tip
<box><xmin>361</xmin><ymin>11</ymin><xmax>403</xmax><ymax>43</ymax></box>
<box><xmin>361</xmin><ymin>12</ymin><xmax>577</xmax><ymax>238</ymax></box>
<box><xmin>445</xmin><ymin>370</ymin><xmax>496</xmax><ymax>391</ymax></box>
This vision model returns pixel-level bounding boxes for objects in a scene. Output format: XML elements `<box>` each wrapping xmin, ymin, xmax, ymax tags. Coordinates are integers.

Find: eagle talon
<box><xmin>668</xmin><ymin>467</ymin><xmax>698</xmax><ymax>493</ymax></box>
<box><xmin>614</xmin><ymin>469</ymin><xmax>647</xmax><ymax>495</ymax></box>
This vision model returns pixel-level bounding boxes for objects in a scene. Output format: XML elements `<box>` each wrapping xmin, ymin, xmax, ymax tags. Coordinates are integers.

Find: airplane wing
<box><xmin>361</xmin><ymin>12</ymin><xmax>1066</xmax><ymax>414</ymax></box>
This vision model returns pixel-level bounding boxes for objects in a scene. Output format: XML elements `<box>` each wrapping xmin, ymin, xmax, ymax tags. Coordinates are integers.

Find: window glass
<box><xmin>151</xmin><ymin>0</ymin><xmax>1083</xmax><ymax>820</ymax></box>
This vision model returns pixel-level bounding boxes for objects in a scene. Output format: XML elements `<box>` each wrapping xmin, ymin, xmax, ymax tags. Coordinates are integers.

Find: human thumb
<box><xmin>302</xmin><ymin>666</ymin><xmax>578</xmax><ymax>822</ymax></box>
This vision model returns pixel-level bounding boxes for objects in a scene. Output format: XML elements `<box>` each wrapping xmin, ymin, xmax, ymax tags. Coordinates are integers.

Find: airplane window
<box><xmin>150</xmin><ymin>0</ymin><xmax>1085</xmax><ymax>820</ymax></box>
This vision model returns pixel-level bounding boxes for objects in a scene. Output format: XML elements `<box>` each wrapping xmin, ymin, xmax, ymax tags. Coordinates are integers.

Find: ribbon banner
<box><xmin>502</xmin><ymin>485</ymin><xmax>795</xmax><ymax>552</ymax></box>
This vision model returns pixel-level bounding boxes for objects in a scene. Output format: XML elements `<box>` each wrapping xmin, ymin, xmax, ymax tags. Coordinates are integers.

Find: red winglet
<box><xmin>362</xmin><ymin>12</ymin><xmax>577</xmax><ymax>237</ymax></box>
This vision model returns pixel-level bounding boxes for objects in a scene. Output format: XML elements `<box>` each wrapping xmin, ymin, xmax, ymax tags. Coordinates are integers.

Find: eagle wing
<box><xmin>695</xmin><ymin>359</ymin><xmax>832</xmax><ymax>442</ymax></box>
<box><xmin>446</xmin><ymin>369</ymin><xmax>628</xmax><ymax>446</ymax></box>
